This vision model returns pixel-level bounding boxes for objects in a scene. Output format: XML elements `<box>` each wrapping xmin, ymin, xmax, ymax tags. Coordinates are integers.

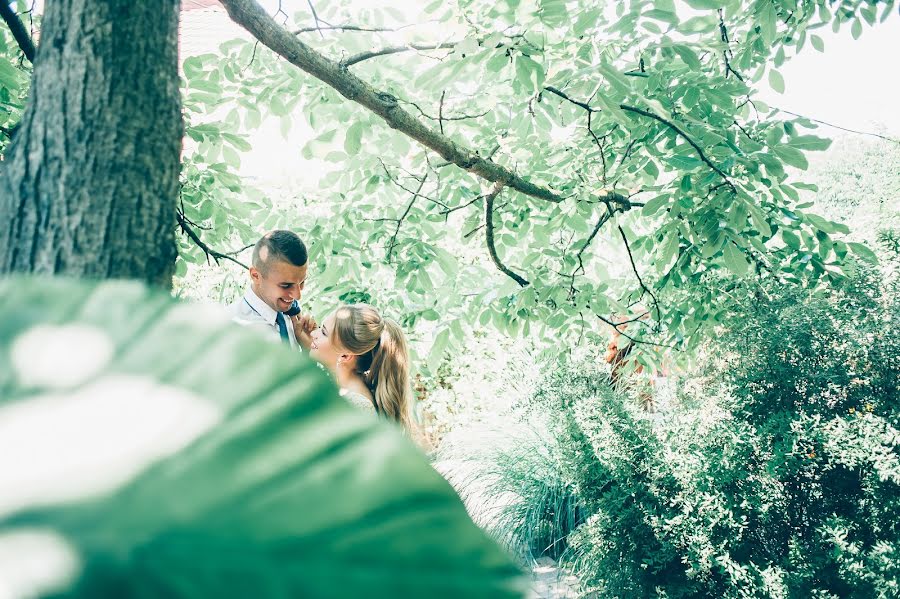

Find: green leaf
<box><xmin>788</xmin><ymin>135</ymin><xmax>832</xmax><ymax>152</ymax></box>
<box><xmin>344</xmin><ymin>122</ymin><xmax>364</xmax><ymax>156</ymax></box>
<box><xmin>539</xmin><ymin>0</ymin><xmax>568</xmax><ymax>27</ymax></box>
<box><xmin>775</xmin><ymin>146</ymin><xmax>809</xmax><ymax>170</ymax></box>
<box><xmin>0</xmin><ymin>277</ymin><xmax>525</xmax><ymax>598</ymax></box>
<box><xmin>810</xmin><ymin>34</ymin><xmax>825</xmax><ymax>52</ymax></box>
<box><xmin>782</xmin><ymin>229</ymin><xmax>801</xmax><ymax>249</ymax></box>
<box><xmin>682</xmin><ymin>87</ymin><xmax>700</xmax><ymax>108</ymax></box>
<box><xmin>428</xmin><ymin>327</ymin><xmax>452</xmax><ymax>372</ymax></box>
<box><xmin>768</xmin><ymin>69</ymin><xmax>785</xmax><ymax>94</ymax></box>
<box><xmin>722</xmin><ymin>242</ymin><xmax>749</xmax><ymax>275</ymax></box>
<box><xmin>851</xmin><ymin>18</ymin><xmax>862</xmax><ymax>40</ymax></box>
<box><xmin>515</xmin><ymin>56</ymin><xmax>545</xmax><ymax>94</ymax></box>
<box><xmin>847</xmin><ymin>242</ymin><xmax>878</xmax><ymax>264</ymax></box>
<box><xmin>673</xmin><ymin>45</ymin><xmax>701</xmax><ymax>70</ymax></box>
<box><xmin>642</xmin><ymin>195</ymin><xmax>669</xmax><ymax>217</ymax></box>
<box><xmin>683</xmin><ymin>0</ymin><xmax>722</xmax><ymax>10</ymax></box>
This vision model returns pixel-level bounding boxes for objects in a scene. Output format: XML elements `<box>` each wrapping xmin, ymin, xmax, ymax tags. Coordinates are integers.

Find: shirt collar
<box><xmin>244</xmin><ymin>287</ymin><xmax>279</xmax><ymax>326</ymax></box>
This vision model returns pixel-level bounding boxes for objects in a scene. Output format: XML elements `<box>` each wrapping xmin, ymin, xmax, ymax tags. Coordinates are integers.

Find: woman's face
<box><xmin>309</xmin><ymin>313</ymin><xmax>343</xmax><ymax>369</ymax></box>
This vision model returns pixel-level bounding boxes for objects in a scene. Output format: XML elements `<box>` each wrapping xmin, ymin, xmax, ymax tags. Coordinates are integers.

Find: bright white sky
<box><xmin>754</xmin><ymin>14</ymin><xmax>900</xmax><ymax>138</ymax></box>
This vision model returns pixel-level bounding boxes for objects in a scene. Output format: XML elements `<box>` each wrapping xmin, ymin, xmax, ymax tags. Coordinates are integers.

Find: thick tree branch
<box><xmin>219</xmin><ymin>0</ymin><xmax>634</xmax><ymax>210</ymax></box>
<box><xmin>484</xmin><ymin>183</ymin><xmax>529</xmax><ymax>287</ymax></box>
<box><xmin>0</xmin><ymin>2</ymin><xmax>36</xmax><ymax>62</ymax></box>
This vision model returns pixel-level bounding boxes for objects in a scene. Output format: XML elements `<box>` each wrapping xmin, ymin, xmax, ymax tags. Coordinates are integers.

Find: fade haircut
<box><xmin>252</xmin><ymin>230</ymin><xmax>308</xmax><ymax>274</ymax></box>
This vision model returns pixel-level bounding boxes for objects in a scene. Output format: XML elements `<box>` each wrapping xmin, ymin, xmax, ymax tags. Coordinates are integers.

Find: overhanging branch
<box><xmin>219</xmin><ymin>0</ymin><xmax>634</xmax><ymax>210</ymax></box>
<box><xmin>484</xmin><ymin>183</ymin><xmax>529</xmax><ymax>287</ymax></box>
<box><xmin>0</xmin><ymin>2</ymin><xmax>36</xmax><ymax>62</ymax></box>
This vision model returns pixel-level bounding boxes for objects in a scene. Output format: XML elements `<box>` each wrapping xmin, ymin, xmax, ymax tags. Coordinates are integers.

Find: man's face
<box><xmin>250</xmin><ymin>259</ymin><xmax>308</xmax><ymax>313</ymax></box>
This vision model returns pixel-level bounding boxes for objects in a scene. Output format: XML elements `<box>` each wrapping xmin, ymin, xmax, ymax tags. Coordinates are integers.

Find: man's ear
<box><xmin>249</xmin><ymin>266</ymin><xmax>261</xmax><ymax>283</ymax></box>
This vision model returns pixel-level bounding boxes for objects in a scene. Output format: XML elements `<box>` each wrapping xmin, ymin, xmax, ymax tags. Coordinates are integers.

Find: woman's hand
<box><xmin>292</xmin><ymin>313</ymin><xmax>317</xmax><ymax>350</ymax></box>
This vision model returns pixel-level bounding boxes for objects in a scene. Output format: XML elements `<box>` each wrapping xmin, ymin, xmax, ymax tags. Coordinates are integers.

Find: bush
<box><xmin>447</xmin><ymin>268</ymin><xmax>900</xmax><ymax>597</ymax></box>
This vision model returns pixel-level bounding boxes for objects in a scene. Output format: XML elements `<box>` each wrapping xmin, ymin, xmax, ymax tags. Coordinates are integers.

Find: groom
<box><xmin>228</xmin><ymin>230</ymin><xmax>316</xmax><ymax>349</ymax></box>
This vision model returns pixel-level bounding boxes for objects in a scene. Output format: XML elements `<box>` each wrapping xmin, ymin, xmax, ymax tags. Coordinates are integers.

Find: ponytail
<box><xmin>333</xmin><ymin>304</ymin><xmax>416</xmax><ymax>435</ymax></box>
<box><xmin>365</xmin><ymin>318</ymin><xmax>415</xmax><ymax>433</ymax></box>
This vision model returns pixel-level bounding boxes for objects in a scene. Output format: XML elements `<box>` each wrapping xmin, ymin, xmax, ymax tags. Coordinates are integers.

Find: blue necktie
<box><xmin>275</xmin><ymin>311</ymin><xmax>290</xmax><ymax>345</ymax></box>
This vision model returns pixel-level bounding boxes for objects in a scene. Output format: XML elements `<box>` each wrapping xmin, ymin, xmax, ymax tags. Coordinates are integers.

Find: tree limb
<box><xmin>219</xmin><ymin>0</ymin><xmax>634</xmax><ymax>210</ymax></box>
<box><xmin>484</xmin><ymin>183</ymin><xmax>529</xmax><ymax>287</ymax></box>
<box><xmin>0</xmin><ymin>2</ymin><xmax>36</xmax><ymax>62</ymax></box>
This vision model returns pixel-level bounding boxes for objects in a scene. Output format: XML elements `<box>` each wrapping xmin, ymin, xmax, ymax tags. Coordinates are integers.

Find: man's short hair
<box><xmin>252</xmin><ymin>230</ymin><xmax>308</xmax><ymax>273</ymax></box>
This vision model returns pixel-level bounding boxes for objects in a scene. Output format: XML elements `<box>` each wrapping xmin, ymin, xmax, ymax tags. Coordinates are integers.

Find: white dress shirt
<box><xmin>227</xmin><ymin>288</ymin><xmax>299</xmax><ymax>348</ymax></box>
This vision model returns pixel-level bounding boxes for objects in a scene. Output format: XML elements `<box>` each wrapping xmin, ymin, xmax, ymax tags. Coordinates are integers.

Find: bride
<box><xmin>297</xmin><ymin>303</ymin><xmax>415</xmax><ymax>433</ymax></box>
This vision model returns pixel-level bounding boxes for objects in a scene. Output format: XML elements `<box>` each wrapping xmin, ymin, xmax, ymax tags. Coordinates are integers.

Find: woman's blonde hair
<box><xmin>332</xmin><ymin>304</ymin><xmax>415</xmax><ymax>432</ymax></box>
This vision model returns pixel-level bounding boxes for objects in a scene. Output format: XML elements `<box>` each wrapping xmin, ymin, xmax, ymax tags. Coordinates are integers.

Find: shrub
<box><xmin>448</xmin><ymin>268</ymin><xmax>900</xmax><ymax>597</ymax></box>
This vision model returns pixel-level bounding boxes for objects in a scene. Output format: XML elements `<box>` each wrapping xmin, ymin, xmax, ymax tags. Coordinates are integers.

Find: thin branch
<box><xmin>484</xmin><ymin>183</ymin><xmax>529</xmax><ymax>287</ymax></box>
<box><xmin>619</xmin><ymin>104</ymin><xmax>736</xmax><ymax>192</ymax></box>
<box><xmin>293</xmin><ymin>24</ymin><xmax>411</xmax><ymax>34</ymax></box>
<box><xmin>343</xmin><ymin>41</ymin><xmax>457</xmax><ymax>67</ymax></box>
<box><xmin>176</xmin><ymin>210</ymin><xmax>250</xmax><ymax>270</ymax></box>
<box><xmin>545</xmin><ymin>86</ymin><xmax>596</xmax><ymax>112</ymax></box>
<box><xmin>587</xmin><ymin>110</ymin><xmax>608</xmax><ymax>184</ymax></box>
<box><xmin>401</xmin><ymin>98</ymin><xmax>489</xmax><ymax>124</ymax></box>
<box><xmin>733</xmin><ymin>119</ymin><xmax>754</xmax><ymax>141</ymax></box>
<box><xmin>438</xmin><ymin>90</ymin><xmax>445</xmax><ymax>135</ymax></box>
<box><xmin>718</xmin><ymin>9</ymin><xmax>744</xmax><ymax>81</ymax></box>
<box><xmin>566</xmin><ymin>209</ymin><xmax>614</xmax><ymax>299</ymax></box>
<box><xmin>777</xmin><ymin>109</ymin><xmax>900</xmax><ymax>144</ymax></box>
<box><xmin>305</xmin><ymin>0</ymin><xmax>327</xmax><ymax>37</ymax></box>
<box><xmin>343</xmin><ymin>33</ymin><xmax>530</xmax><ymax>67</ymax></box>
<box><xmin>0</xmin><ymin>2</ymin><xmax>36</xmax><ymax>62</ymax></box>
<box><xmin>546</xmin><ymin>85</ymin><xmax>736</xmax><ymax>193</ymax></box>
<box><xmin>385</xmin><ymin>173</ymin><xmax>427</xmax><ymax>262</ymax></box>
<box><xmin>379</xmin><ymin>159</ymin><xmax>448</xmax><ymax>209</ymax></box>
<box><xmin>617</xmin><ymin>224</ymin><xmax>661</xmax><ymax>327</ymax></box>
<box><xmin>596</xmin><ymin>312</ymin><xmax>679</xmax><ymax>350</ymax></box>
<box><xmin>440</xmin><ymin>192</ymin><xmax>486</xmax><ymax>215</ymax></box>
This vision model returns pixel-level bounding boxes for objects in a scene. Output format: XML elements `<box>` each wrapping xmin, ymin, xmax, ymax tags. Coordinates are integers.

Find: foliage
<box><xmin>175</xmin><ymin>0</ymin><xmax>896</xmax><ymax>368</ymax></box>
<box><xmin>0</xmin><ymin>3</ymin><xmax>33</xmax><ymax>153</ymax></box>
<box><xmin>804</xmin><ymin>135</ymin><xmax>900</xmax><ymax>273</ymax></box>
<box><xmin>0</xmin><ymin>276</ymin><xmax>525</xmax><ymax>598</ymax></box>
<box><xmin>442</xmin><ymin>266</ymin><xmax>900</xmax><ymax>597</ymax></box>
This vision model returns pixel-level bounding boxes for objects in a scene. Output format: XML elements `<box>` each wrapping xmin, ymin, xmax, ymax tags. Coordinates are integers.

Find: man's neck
<box><xmin>245</xmin><ymin>287</ymin><xmax>278</xmax><ymax>320</ymax></box>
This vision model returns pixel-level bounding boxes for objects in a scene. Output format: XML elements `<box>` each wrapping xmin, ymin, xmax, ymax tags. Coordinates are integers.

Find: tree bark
<box><xmin>0</xmin><ymin>0</ymin><xmax>182</xmax><ymax>288</ymax></box>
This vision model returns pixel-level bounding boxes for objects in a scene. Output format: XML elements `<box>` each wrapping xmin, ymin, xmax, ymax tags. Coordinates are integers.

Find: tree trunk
<box><xmin>0</xmin><ymin>0</ymin><xmax>182</xmax><ymax>288</ymax></box>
